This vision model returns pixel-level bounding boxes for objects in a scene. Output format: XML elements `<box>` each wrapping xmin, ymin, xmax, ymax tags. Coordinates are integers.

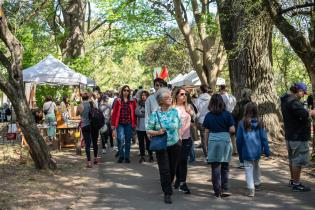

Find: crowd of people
<box><xmin>35</xmin><ymin>79</ymin><xmax>313</xmax><ymax>204</ymax></box>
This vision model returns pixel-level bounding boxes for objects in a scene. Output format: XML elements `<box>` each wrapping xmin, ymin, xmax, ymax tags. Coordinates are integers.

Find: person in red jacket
<box><xmin>111</xmin><ymin>85</ymin><xmax>137</xmax><ymax>163</ymax></box>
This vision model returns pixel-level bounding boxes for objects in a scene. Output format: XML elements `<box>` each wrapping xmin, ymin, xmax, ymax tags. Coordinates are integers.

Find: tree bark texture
<box><xmin>217</xmin><ymin>0</ymin><xmax>283</xmax><ymax>139</ymax></box>
<box><xmin>0</xmin><ymin>5</ymin><xmax>56</xmax><ymax>170</ymax></box>
<box><xmin>172</xmin><ymin>0</ymin><xmax>226</xmax><ymax>89</ymax></box>
<box><xmin>59</xmin><ymin>0</ymin><xmax>86</xmax><ymax>60</ymax></box>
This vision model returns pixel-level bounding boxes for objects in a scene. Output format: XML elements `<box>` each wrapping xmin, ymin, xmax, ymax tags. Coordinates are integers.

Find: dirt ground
<box><xmin>0</xmin><ymin>145</ymin><xmax>92</xmax><ymax>210</ymax></box>
<box><xmin>0</xmin><ymin>140</ymin><xmax>315</xmax><ymax>210</ymax></box>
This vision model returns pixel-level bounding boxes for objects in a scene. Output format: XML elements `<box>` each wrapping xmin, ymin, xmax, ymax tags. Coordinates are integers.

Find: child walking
<box><xmin>236</xmin><ymin>102</ymin><xmax>270</xmax><ymax>197</ymax></box>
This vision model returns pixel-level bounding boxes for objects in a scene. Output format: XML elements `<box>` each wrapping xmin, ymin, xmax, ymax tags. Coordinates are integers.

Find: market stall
<box><xmin>22</xmin><ymin>55</ymin><xmax>95</xmax><ymax>152</ymax></box>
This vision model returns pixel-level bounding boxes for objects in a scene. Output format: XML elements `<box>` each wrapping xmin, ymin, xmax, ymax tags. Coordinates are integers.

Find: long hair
<box><xmin>243</xmin><ymin>102</ymin><xmax>263</xmax><ymax>131</ymax></box>
<box><xmin>173</xmin><ymin>87</ymin><xmax>188</xmax><ymax>109</ymax></box>
<box><xmin>208</xmin><ymin>94</ymin><xmax>225</xmax><ymax>115</ymax></box>
<box><xmin>120</xmin><ymin>85</ymin><xmax>131</xmax><ymax>98</ymax></box>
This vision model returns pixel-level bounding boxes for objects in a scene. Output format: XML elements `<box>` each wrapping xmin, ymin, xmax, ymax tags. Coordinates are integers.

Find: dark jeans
<box><xmin>156</xmin><ymin>142</ymin><xmax>181</xmax><ymax>195</ymax></box>
<box><xmin>101</xmin><ymin>124</ymin><xmax>114</xmax><ymax>149</ymax></box>
<box><xmin>211</xmin><ymin>162</ymin><xmax>229</xmax><ymax>196</ymax></box>
<box><xmin>137</xmin><ymin>130</ymin><xmax>152</xmax><ymax>157</ymax></box>
<box><xmin>82</xmin><ymin>125</ymin><xmax>98</xmax><ymax>161</ymax></box>
<box><xmin>197</xmin><ymin>123</ymin><xmax>207</xmax><ymax>157</ymax></box>
<box><xmin>91</xmin><ymin>126</ymin><xmax>99</xmax><ymax>156</ymax></box>
<box><xmin>176</xmin><ymin>138</ymin><xmax>192</xmax><ymax>183</ymax></box>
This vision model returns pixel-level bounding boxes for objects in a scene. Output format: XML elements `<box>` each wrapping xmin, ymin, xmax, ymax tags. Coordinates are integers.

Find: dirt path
<box><xmin>73</xmin><ymin>146</ymin><xmax>315</xmax><ymax>210</ymax></box>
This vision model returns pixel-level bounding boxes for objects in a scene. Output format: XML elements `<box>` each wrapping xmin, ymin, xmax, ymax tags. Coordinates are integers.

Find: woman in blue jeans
<box><xmin>111</xmin><ymin>85</ymin><xmax>137</xmax><ymax>163</ymax></box>
<box><xmin>203</xmin><ymin>94</ymin><xmax>235</xmax><ymax>198</ymax></box>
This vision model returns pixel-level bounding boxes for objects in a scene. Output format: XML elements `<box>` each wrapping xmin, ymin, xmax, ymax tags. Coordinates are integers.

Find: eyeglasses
<box><xmin>123</xmin><ymin>89</ymin><xmax>130</xmax><ymax>92</ymax></box>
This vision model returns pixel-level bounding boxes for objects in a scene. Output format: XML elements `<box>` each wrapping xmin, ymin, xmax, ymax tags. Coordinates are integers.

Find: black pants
<box><xmin>156</xmin><ymin>142</ymin><xmax>181</xmax><ymax>195</ymax></box>
<box><xmin>137</xmin><ymin>130</ymin><xmax>152</xmax><ymax>157</ymax></box>
<box><xmin>211</xmin><ymin>162</ymin><xmax>229</xmax><ymax>196</ymax></box>
<box><xmin>175</xmin><ymin>138</ymin><xmax>192</xmax><ymax>184</ymax></box>
<box><xmin>82</xmin><ymin>125</ymin><xmax>98</xmax><ymax>161</ymax></box>
<box><xmin>91</xmin><ymin>126</ymin><xmax>99</xmax><ymax>158</ymax></box>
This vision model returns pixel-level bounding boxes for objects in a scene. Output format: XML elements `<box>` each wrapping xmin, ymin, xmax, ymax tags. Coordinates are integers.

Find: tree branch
<box><xmin>0</xmin><ymin>50</ymin><xmax>12</xmax><ymax>71</ymax></box>
<box><xmin>88</xmin><ymin>19</ymin><xmax>108</xmax><ymax>35</ymax></box>
<box><xmin>264</xmin><ymin>0</ymin><xmax>311</xmax><ymax>62</ymax></box>
<box><xmin>23</xmin><ymin>0</ymin><xmax>51</xmax><ymax>24</ymax></box>
<box><xmin>87</xmin><ymin>1</ymin><xmax>91</xmax><ymax>33</ymax></box>
<box><xmin>279</xmin><ymin>2</ymin><xmax>315</xmax><ymax>15</ymax></box>
<box><xmin>0</xmin><ymin>6</ymin><xmax>23</xmax><ymax>82</ymax></box>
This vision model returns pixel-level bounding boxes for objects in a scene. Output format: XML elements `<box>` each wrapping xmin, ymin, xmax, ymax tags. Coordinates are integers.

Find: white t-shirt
<box><xmin>43</xmin><ymin>101</ymin><xmax>56</xmax><ymax>115</ymax></box>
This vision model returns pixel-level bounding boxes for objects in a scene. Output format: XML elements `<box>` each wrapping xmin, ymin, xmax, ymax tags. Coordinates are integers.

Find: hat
<box><xmin>101</xmin><ymin>94</ymin><xmax>109</xmax><ymax>101</ymax></box>
<box><xmin>295</xmin><ymin>82</ymin><xmax>308</xmax><ymax>94</ymax></box>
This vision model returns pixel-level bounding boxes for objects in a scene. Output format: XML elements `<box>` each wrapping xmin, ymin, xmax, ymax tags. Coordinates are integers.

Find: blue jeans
<box><xmin>117</xmin><ymin>123</ymin><xmax>132</xmax><ymax>159</ymax></box>
<box><xmin>189</xmin><ymin>142</ymin><xmax>196</xmax><ymax>163</ymax></box>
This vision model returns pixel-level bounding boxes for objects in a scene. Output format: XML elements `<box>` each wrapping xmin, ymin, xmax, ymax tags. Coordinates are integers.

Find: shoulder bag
<box><xmin>149</xmin><ymin>111</ymin><xmax>168</xmax><ymax>151</ymax></box>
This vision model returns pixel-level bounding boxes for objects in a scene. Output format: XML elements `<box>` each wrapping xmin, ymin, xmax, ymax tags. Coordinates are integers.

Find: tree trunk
<box><xmin>172</xmin><ymin>0</ymin><xmax>225</xmax><ymax>87</ymax></box>
<box><xmin>0</xmin><ymin>5</ymin><xmax>56</xmax><ymax>170</ymax></box>
<box><xmin>7</xmin><ymin>87</ymin><xmax>56</xmax><ymax>170</ymax></box>
<box><xmin>217</xmin><ymin>0</ymin><xmax>283</xmax><ymax>139</ymax></box>
<box><xmin>60</xmin><ymin>0</ymin><xmax>86</xmax><ymax>60</ymax></box>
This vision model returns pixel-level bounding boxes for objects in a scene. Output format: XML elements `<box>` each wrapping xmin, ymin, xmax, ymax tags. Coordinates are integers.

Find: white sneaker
<box><xmin>102</xmin><ymin>149</ymin><xmax>107</xmax><ymax>154</ymax></box>
<box><xmin>112</xmin><ymin>146</ymin><xmax>118</xmax><ymax>151</ymax></box>
<box><xmin>203</xmin><ymin>157</ymin><xmax>208</xmax><ymax>163</ymax></box>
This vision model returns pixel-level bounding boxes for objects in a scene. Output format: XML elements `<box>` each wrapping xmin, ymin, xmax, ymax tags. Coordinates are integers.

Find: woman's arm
<box><xmin>147</xmin><ymin>129</ymin><xmax>166</xmax><ymax>136</ymax></box>
<box><xmin>229</xmin><ymin>126</ymin><xmax>235</xmax><ymax>134</ymax></box>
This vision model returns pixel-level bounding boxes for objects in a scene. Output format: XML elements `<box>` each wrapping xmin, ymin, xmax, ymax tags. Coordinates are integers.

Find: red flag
<box><xmin>160</xmin><ymin>66</ymin><xmax>168</xmax><ymax>79</ymax></box>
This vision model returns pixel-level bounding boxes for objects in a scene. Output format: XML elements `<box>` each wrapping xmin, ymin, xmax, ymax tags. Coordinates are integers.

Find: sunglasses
<box><xmin>123</xmin><ymin>89</ymin><xmax>130</xmax><ymax>92</ymax></box>
<box><xmin>179</xmin><ymin>93</ymin><xmax>186</xmax><ymax>96</ymax></box>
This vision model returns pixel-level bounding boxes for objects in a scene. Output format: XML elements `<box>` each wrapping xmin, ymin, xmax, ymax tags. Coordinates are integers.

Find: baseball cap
<box><xmin>295</xmin><ymin>82</ymin><xmax>308</xmax><ymax>94</ymax></box>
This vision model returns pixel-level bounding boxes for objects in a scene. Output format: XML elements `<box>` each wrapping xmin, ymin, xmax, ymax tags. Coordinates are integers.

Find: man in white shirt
<box><xmin>145</xmin><ymin>78</ymin><xmax>167</xmax><ymax>128</ymax></box>
<box><xmin>195</xmin><ymin>84</ymin><xmax>211</xmax><ymax>161</ymax></box>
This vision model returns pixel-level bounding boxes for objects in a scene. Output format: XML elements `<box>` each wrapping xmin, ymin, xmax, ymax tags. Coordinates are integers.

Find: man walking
<box><xmin>281</xmin><ymin>82</ymin><xmax>315</xmax><ymax>192</ymax></box>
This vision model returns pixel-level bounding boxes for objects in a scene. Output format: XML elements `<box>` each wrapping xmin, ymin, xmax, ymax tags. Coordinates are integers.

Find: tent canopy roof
<box><xmin>23</xmin><ymin>55</ymin><xmax>95</xmax><ymax>86</ymax></box>
<box><xmin>168</xmin><ymin>70</ymin><xmax>225</xmax><ymax>87</ymax></box>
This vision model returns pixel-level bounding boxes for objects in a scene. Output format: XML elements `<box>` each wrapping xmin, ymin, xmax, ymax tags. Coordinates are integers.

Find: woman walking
<box><xmin>43</xmin><ymin>96</ymin><xmax>57</xmax><ymax>141</ymax></box>
<box><xmin>236</xmin><ymin>102</ymin><xmax>270</xmax><ymax>197</ymax></box>
<box><xmin>173</xmin><ymin>87</ymin><xmax>195</xmax><ymax>194</ymax></box>
<box><xmin>111</xmin><ymin>85</ymin><xmax>137</xmax><ymax>163</ymax></box>
<box><xmin>203</xmin><ymin>94</ymin><xmax>235</xmax><ymax>198</ymax></box>
<box><xmin>77</xmin><ymin>93</ymin><xmax>99</xmax><ymax>168</ymax></box>
<box><xmin>146</xmin><ymin>87</ymin><xmax>182</xmax><ymax>204</ymax></box>
<box><xmin>136</xmin><ymin>90</ymin><xmax>153</xmax><ymax>163</ymax></box>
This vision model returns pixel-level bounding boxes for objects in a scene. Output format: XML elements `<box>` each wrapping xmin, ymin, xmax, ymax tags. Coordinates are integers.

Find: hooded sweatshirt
<box><xmin>195</xmin><ymin>93</ymin><xmax>211</xmax><ymax>124</ymax></box>
<box><xmin>236</xmin><ymin>119</ymin><xmax>270</xmax><ymax>161</ymax></box>
<box><xmin>280</xmin><ymin>93</ymin><xmax>310</xmax><ymax>141</ymax></box>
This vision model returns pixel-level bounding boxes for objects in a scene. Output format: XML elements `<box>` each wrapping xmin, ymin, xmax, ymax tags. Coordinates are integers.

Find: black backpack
<box><xmin>89</xmin><ymin>102</ymin><xmax>105</xmax><ymax>130</ymax></box>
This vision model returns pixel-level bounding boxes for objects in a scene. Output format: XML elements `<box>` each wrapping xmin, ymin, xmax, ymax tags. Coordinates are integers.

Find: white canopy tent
<box><xmin>22</xmin><ymin>55</ymin><xmax>95</xmax><ymax>86</ymax></box>
<box><xmin>168</xmin><ymin>70</ymin><xmax>225</xmax><ymax>87</ymax></box>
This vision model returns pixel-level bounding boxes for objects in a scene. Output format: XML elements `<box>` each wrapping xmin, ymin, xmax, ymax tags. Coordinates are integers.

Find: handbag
<box><xmin>149</xmin><ymin>112</ymin><xmax>168</xmax><ymax>151</ymax></box>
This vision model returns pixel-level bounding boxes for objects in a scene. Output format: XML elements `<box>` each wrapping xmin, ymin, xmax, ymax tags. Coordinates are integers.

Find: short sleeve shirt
<box><xmin>203</xmin><ymin>110</ymin><xmax>235</xmax><ymax>133</ymax></box>
<box><xmin>146</xmin><ymin>108</ymin><xmax>182</xmax><ymax>146</ymax></box>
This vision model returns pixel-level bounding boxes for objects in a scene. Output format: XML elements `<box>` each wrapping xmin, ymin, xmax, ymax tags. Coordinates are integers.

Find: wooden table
<box><xmin>57</xmin><ymin>121</ymin><xmax>81</xmax><ymax>154</ymax></box>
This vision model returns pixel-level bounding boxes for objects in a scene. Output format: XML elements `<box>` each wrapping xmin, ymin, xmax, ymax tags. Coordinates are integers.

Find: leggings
<box><xmin>82</xmin><ymin>125</ymin><xmax>98</xmax><ymax>161</ymax></box>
